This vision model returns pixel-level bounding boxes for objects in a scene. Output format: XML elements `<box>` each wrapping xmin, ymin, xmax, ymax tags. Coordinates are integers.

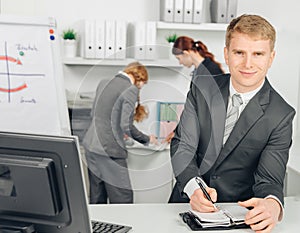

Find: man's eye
<box><xmin>234</xmin><ymin>51</ymin><xmax>243</xmax><ymax>55</ymax></box>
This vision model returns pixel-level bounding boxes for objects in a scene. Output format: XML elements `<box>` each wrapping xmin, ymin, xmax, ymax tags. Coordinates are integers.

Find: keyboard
<box><xmin>92</xmin><ymin>220</ymin><xmax>132</xmax><ymax>233</ymax></box>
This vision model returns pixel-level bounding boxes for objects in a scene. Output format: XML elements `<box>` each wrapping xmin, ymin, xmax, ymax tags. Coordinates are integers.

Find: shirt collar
<box><xmin>229</xmin><ymin>78</ymin><xmax>265</xmax><ymax>104</ymax></box>
<box><xmin>118</xmin><ymin>71</ymin><xmax>133</xmax><ymax>84</ymax></box>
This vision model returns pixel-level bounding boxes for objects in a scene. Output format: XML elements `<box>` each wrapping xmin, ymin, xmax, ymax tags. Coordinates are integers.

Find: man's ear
<box><xmin>224</xmin><ymin>47</ymin><xmax>229</xmax><ymax>65</ymax></box>
<box><xmin>268</xmin><ymin>50</ymin><xmax>276</xmax><ymax>68</ymax></box>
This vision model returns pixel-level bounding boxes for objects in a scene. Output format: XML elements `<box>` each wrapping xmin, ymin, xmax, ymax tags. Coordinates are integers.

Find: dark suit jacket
<box><xmin>169</xmin><ymin>73</ymin><xmax>295</xmax><ymax>205</ymax></box>
<box><xmin>190</xmin><ymin>57</ymin><xmax>224</xmax><ymax>89</ymax></box>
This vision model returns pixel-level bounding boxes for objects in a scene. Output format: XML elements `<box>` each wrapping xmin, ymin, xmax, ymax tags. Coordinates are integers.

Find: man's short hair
<box><xmin>225</xmin><ymin>14</ymin><xmax>276</xmax><ymax>51</ymax></box>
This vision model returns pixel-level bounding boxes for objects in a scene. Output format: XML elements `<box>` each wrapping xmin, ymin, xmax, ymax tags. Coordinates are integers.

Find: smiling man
<box><xmin>169</xmin><ymin>14</ymin><xmax>296</xmax><ymax>233</ymax></box>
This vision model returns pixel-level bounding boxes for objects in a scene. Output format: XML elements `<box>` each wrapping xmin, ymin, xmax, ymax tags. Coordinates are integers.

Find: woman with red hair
<box><xmin>172</xmin><ymin>36</ymin><xmax>224</xmax><ymax>87</ymax></box>
<box><xmin>164</xmin><ymin>36</ymin><xmax>225</xmax><ymax>143</ymax></box>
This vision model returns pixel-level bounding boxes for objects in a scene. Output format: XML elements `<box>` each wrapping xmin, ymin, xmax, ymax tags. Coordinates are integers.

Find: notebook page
<box><xmin>217</xmin><ymin>203</ymin><xmax>248</xmax><ymax>222</ymax></box>
<box><xmin>190</xmin><ymin>209</ymin><xmax>230</xmax><ymax>224</ymax></box>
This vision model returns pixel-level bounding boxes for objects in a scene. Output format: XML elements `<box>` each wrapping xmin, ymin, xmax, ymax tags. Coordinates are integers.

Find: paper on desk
<box><xmin>218</xmin><ymin>203</ymin><xmax>248</xmax><ymax>222</ymax></box>
<box><xmin>190</xmin><ymin>209</ymin><xmax>229</xmax><ymax>223</ymax></box>
<box><xmin>126</xmin><ymin>140</ymin><xmax>169</xmax><ymax>151</ymax></box>
<box><xmin>190</xmin><ymin>202</ymin><xmax>248</xmax><ymax>226</ymax></box>
<box><xmin>148</xmin><ymin>142</ymin><xmax>169</xmax><ymax>151</ymax></box>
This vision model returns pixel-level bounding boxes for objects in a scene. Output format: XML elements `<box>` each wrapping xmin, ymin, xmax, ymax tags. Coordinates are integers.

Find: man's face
<box><xmin>224</xmin><ymin>32</ymin><xmax>275</xmax><ymax>93</ymax></box>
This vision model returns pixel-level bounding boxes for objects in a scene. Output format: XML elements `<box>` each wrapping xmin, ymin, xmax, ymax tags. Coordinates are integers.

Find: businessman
<box><xmin>169</xmin><ymin>14</ymin><xmax>295</xmax><ymax>233</ymax></box>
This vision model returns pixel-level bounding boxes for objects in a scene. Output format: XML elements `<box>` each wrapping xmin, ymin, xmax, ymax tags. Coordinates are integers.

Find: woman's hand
<box><xmin>162</xmin><ymin>131</ymin><xmax>175</xmax><ymax>144</ymax></box>
<box><xmin>149</xmin><ymin>134</ymin><xmax>158</xmax><ymax>145</ymax></box>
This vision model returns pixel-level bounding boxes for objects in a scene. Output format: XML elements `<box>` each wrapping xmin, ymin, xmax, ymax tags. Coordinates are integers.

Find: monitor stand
<box><xmin>0</xmin><ymin>220</ymin><xmax>35</xmax><ymax>233</ymax></box>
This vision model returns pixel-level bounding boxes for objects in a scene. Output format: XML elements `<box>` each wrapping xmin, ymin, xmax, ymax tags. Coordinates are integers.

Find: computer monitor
<box><xmin>0</xmin><ymin>131</ymin><xmax>93</xmax><ymax>233</ymax></box>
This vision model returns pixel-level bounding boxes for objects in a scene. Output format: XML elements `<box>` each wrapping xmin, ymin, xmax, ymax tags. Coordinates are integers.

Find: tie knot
<box><xmin>232</xmin><ymin>94</ymin><xmax>243</xmax><ymax>107</ymax></box>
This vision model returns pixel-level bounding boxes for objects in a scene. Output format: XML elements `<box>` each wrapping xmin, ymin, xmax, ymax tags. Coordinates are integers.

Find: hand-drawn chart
<box><xmin>0</xmin><ymin>41</ymin><xmax>45</xmax><ymax>103</ymax></box>
<box><xmin>0</xmin><ymin>15</ymin><xmax>70</xmax><ymax>136</ymax></box>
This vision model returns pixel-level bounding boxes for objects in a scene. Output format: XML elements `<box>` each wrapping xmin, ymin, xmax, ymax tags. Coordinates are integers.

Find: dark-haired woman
<box><xmin>172</xmin><ymin>36</ymin><xmax>224</xmax><ymax>87</ymax></box>
<box><xmin>164</xmin><ymin>36</ymin><xmax>225</xmax><ymax>143</ymax></box>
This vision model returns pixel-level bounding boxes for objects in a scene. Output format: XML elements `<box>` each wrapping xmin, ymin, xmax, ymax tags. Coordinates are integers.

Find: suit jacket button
<box><xmin>212</xmin><ymin>175</ymin><xmax>218</xmax><ymax>180</ymax></box>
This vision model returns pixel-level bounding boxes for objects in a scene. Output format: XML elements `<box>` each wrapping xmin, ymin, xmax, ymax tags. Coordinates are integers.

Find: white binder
<box><xmin>132</xmin><ymin>21</ymin><xmax>146</xmax><ymax>60</ymax></box>
<box><xmin>95</xmin><ymin>20</ymin><xmax>105</xmax><ymax>59</ymax></box>
<box><xmin>210</xmin><ymin>0</ymin><xmax>227</xmax><ymax>23</ymax></box>
<box><xmin>183</xmin><ymin>0</ymin><xmax>193</xmax><ymax>23</ymax></box>
<box><xmin>76</xmin><ymin>19</ymin><xmax>96</xmax><ymax>59</ymax></box>
<box><xmin>145</xmin><ymin>21</ymin><xmax>157</xmax><ymax>60</ymax></box>
<box><xmin>160</xmin><ymin>0</ymin><xmax>174</xmax><ymax>22</ymax></box>
<box><xmin>174</xmin><ymin>0</ymin><xmax>184</xmax><ymax>23</ymax></box>
<box><xmin>226</xmin><ymin>0</ymin><xmax>238</xmax><ymax>23</ymax></box>
<box><xmin>193</xmin><ymin>0</ymin><xmax>203</xmax><ymax>23</ymax></box>
<box><xmin>104</xmin><ymin>20</ymin><xmax>116</xmax><ymax>59</ymax></box>
<box><xmin>115</xmin><ymin>21</ymin><xmax>127</xmax><ymax>59</ymax></box>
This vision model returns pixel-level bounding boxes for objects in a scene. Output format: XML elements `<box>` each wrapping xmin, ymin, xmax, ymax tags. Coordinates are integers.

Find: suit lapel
<box><xmin>199</xmin><ymin>76</ymin><xmax>228</xmax><ymax>174</ymax></box>
<box><xmin>213</xmin><ymin>79</ymin><xmax>271</xmax><ymax>170</ymax></box>
<box><xmin>210</xmin><ymin>77</ymin><xmax>229</xmax><ymax>150</ymax></box>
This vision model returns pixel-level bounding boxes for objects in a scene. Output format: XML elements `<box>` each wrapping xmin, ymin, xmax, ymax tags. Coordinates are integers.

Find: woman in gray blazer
<box><xmin>83</xmin><ymin>62</ymin><xmax>157</xmax><ymax>204</ymax></box>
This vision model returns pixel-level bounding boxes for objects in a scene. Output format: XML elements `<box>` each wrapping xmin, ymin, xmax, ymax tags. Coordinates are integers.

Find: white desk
<box><xmin>127</xmin><ymin>142</ymin><xmax>173</xmax><ymax>203</ymax></box>
<box><xmin>89</xmin><ymin>196</ymin><xmax>300</xmax><ymax>233</ymax></box>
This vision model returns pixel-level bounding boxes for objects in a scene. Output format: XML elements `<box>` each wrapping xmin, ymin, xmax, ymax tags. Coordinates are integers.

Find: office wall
<box><xmin>1</xmin><ymin>0</ymin><xmax>300</xmax><ymax>135</ymax></box>
<box><xmin>0</xmin><ymin>0</ymin><xmax>159</xmax><ymax>30</ymax></box>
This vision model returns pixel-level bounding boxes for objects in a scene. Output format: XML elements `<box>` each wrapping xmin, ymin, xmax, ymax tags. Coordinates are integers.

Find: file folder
<box><xmin>105</xmin><ymin>20</ymin><xmax>116</xmax><ymax>59</ymax></box>
<box><xmin>132</xmin><ymin>21</ymin><xmax>146</xmax><ymax>60</ymax></box>
<box><xmin>193</xmin><ymin>0</ymin><xmax>204</xmax><ymax>23</ymax></box>
<box><xmin>95</xmin><ymin>20</ymin><xmax>105</xmax><ymax>59</ymax></box>
<box><xmin>76</xmin><ymin>19</ymin><xmax>96</xmax><ymax>59</ymax></box>
<box><xmin>226</xmin><ymin>0</ymin><xmax>238</xmax><ymax>23</ymax></box>
<box><xmin>145</xmin><ymin>21</ymin><xmax>157</xmax><ymax>60</ymax></box>
<box><xmin>160</xmin><ymin>0</ymin><xmax>174</xmax><ymax>22</ymax></box>
<box><xmin>157</xmin><ymin>102</ymin><xmax>184</xmax><ymax>139</ymax></box>
<box><xmin>174</xmin><ymin>0</ymin><xmax>184</xmax><ymax>23</ymax></box>
<box><xmin>115</xmin><ymin>21</ymin><xmax>127</xmax><ymax>59</ymax></box>
<box><xmin>183</xmin><ymin>0</ymin><xmax>193</xmax><ymax>23</ymax></box>
<box><xmin>210</xmin><ymin>0</ymin><xmax>227</xmax><ymax>23</ymax></box>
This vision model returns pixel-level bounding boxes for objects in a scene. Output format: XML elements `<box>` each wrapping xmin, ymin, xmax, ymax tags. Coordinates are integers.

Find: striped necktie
<box><xmin>223</xmin><ymin>94</ymin><xmax>243</xmax><ymax>144</ymax></box>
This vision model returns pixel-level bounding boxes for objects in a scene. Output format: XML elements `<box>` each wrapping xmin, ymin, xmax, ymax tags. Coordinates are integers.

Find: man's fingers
<box><xmin>190</xmin><ymin>190</ymin><xmax>217</xmax><ymax>213</ymax></box>
<box><xmin>207</xmin><ymin>187</ymin><xmax>217</xmax><ymax>203</ymax></box>
<box><xmin>239</xmin><ymin>198</ymin><xmax>258</xmax><ymax>208</ymax></box>
<box><xmin>250</xmin><ymin>220</ymin><xmax>274</xmax><ymax>233</ymax></box>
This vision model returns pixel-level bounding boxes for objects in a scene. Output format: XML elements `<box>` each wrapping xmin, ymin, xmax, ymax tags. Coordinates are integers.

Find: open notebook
<box><xmin>180</xmin><ymin>203</ymin><xmax>250</xmax><ymax>230</ymax></box>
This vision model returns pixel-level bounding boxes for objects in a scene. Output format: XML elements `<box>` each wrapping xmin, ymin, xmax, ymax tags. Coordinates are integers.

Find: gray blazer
<box><xmin>82</xmin><ymin>74</ymin><xmax>149</xmax><ymax>159</ymax></box>
<box><xmin>170</xmin><ymin>73</ymin><xmax>295</xmax><ymax>205</ymax></box>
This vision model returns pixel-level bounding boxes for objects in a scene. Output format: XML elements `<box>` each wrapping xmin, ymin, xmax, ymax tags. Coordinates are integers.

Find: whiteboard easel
<box><xmin>0</xmin><ymin>15</ymin><xmax>70</xmax><ymax>136</ymax></box>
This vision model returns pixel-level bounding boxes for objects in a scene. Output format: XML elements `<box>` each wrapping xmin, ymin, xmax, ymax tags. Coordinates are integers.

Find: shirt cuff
<box><xmin>183</xmin><ymin>177</ymin><xmax>206</xmax><ymax>198</ymax></box>
<box><xmin>265</xmin><ymin>195</ymin><xmax>284</xmax><ymax>221</ymax></box>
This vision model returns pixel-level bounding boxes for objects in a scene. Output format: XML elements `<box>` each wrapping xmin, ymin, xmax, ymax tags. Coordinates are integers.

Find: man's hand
<box><xmin>189</xmin><ymin>187</ymin><xmax>217</xmax><ymax>212</ymax></box>
<box><xmin>239</xmin><ymin>198</ymin><xmax>281</xmax><ymax>233</ymax></box>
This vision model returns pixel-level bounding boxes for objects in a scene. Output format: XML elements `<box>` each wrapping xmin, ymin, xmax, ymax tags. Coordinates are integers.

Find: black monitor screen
<box><xmin>0</xmin><ymin>131</ymin><xmax>92</xmax><ymax>233</ymax></box>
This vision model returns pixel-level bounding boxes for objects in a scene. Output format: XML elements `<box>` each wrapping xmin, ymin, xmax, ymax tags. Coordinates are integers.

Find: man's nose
<box><xmin>243</xmin><ymin>54</ymin><xmax>253</xmax><ymax>68</ymax></box>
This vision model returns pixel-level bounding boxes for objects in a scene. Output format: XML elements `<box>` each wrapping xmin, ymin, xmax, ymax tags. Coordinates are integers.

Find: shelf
<box><xmin>63</xmin><ymin>57</ymin><xmax>183</xmax><ymax>68</ymax></box>
<box><xmin>63</xmin><ymin>21</ymin><xmax>227</xmax><ymax>68</ymax></box>
<box><xmin>156</xmin><ymin>21</ymin><xmax>228</xmax><ymax>31</ymax></box>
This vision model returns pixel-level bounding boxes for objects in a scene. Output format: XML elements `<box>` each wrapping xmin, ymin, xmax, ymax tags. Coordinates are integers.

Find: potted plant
<box><xmin>166</xmin><ymin>33</ymin><xmax>178</xmax><ymax>59</ymax></box>
<box><xmin>62</xmin><ymin>28</ymin><xmax>77</xmax><ymax>58</ymax></box>
<box><xmin>166</xmin><ymin>33</ymin><xmax>178</xmax><ymax>44</ymax></box>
